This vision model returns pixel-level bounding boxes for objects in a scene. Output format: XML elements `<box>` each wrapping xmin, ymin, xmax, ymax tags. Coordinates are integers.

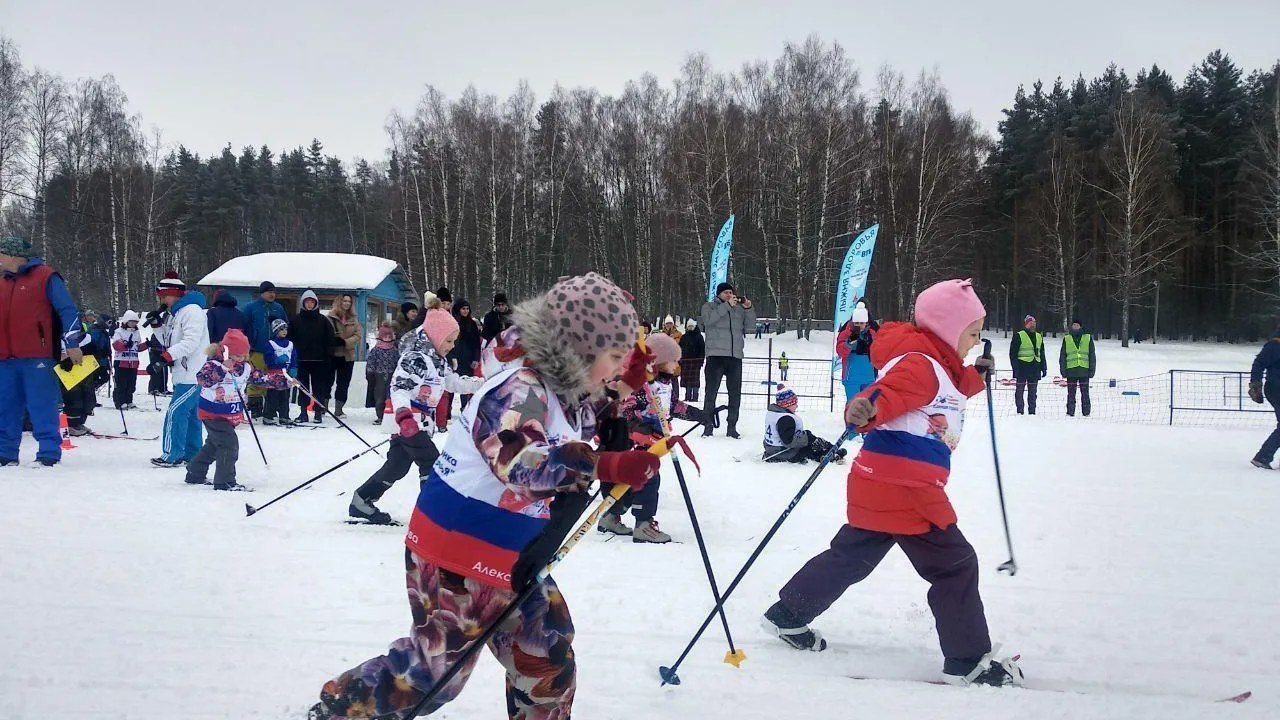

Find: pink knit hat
<box><xmin>914</xmin><ymin>278</ymin><xmax>986</xmax><ymax>349</ymax></box>
<box><xmin>544</xmin><ymin>272</ymin><xmax>638</xmax><ymax>359</ymax></box>
<box><xmin>645</xmin><ymin>332</ymin><xmax>682</xmax><ymax>366</ymax></box>
<box><xmin>422</xmin><ymin>308</ymin><xmax>459</xmax><ymax>351</ymax></box>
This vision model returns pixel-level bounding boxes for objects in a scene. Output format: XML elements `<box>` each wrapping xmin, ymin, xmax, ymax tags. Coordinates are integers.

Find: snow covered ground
<box><xmin>2</xmin><ymin>336</ymin><xmax>1278</xmax><ymax>719</ymax></box>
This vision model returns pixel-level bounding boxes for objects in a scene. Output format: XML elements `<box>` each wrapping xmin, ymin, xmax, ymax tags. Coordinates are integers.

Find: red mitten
<box><xmin>395</xmin><ymin>408</ymin><xmax>419</xmax><ymax>438</ymax></box>
<box><xmin>619</xmin><ymin>344</ymin><xmax>655</xmax><ymax>392</ymax></box>
<box><xmin>595</xmin><ymin>450</ymin><xmax>660</xmax><ymax>489</ymax></box>
<box><xmin>161</xmin><ymin>351</ymin><xmax>174</xmax><ymax>365</ymax></box>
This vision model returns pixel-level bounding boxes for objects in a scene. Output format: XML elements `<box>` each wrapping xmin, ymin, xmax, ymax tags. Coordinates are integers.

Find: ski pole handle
<box><xmin>982</xmin><ymin>339</ymin><xmax>993</xmax><ymax>389</ymax></box>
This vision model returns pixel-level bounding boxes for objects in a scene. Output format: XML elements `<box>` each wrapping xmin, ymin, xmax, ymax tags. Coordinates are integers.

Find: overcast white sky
<box><xmin>4</xmin><ymin>0</ymin><xmax>1278</xmax><ymax>166</ymax></box>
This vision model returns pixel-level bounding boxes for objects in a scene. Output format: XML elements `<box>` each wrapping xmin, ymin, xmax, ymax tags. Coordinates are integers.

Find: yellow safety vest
<box><xmin>1016</xmin><ymin>330</ymin><xmax>1043</xmax><ymax>363</ymax></box>
<box><xmin>1064</xmin><ymin>333</ymin><xmax>1092</xmax><ymax>369</ymax></box>
<box><xmin>779</xmin><ymin>357</ymin><xmax>789</xmax><ymax>369</ymax></box>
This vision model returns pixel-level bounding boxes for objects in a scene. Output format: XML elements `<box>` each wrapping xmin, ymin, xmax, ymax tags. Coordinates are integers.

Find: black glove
<box><xmin>1249</xmin><ymin>380</ymin><xmax>1265</xmax><ymax>405</ymax></box>
<box><xmin>1041</xmin><ymin>368</ymin><xmax>1048</xmax><ymax>379</ymax></box>
<box><xmin>510</xmin><ymin>490</ymin><xmax>593</xmax><ymax>591</ymax></box>
<box><xmin>597</xmin><ymin>417</ymin><xmax>631</xmax><ymax>452</ymax></box>
<box><xmin>59</xmin><ymin>358</ymin><xmax>74</xmax><ymax>372</ymax></box>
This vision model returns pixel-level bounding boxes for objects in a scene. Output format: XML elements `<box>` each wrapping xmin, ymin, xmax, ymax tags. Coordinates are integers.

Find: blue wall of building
<box><xmin>203</xmin><ymin>281</ymin><xmax>407</xmax><ymax>361</ymax></box>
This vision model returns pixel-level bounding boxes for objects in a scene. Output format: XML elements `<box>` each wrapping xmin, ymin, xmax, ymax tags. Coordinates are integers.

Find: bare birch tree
<box><xmin>1097</xmin><ymin>91</ymin><xmax>1182</xmax><ymax>346</ymax></box>
<box><xmin>1032</xmin><ymin>133</ymin><xmax>1086</xmax><ymax>328</ymax></box>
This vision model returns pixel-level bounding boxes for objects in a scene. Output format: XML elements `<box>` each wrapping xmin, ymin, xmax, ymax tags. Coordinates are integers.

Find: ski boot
<box><xmin>632</xmin><ymin>519</ymin><xmax>672</xmax><ymax>544</ymax></box>
<box><xmin>597</xmin><ymin>513</ymin><xmax>632</xmax><ymax>536</ymax></box>
<box><xmin>349</xmin><ymin>494</ymin><xmax>395</xmax><ymax>525</ymax></box>
<box><xmin>761</xmin><ymin>601</ymin><xmax>827</xmax><ymax>651</ymax></box>
<box><xmin>942</xmin><ymin>647</ymin><xmax>1024</xmax><ymax>687</ymax></box>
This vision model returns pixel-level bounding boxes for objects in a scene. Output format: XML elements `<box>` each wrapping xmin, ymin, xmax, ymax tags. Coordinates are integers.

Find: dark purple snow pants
<box><xmin>778</xmin><ymin>524</ymin><xmax>992</xmax><ymax>660</ymax></box>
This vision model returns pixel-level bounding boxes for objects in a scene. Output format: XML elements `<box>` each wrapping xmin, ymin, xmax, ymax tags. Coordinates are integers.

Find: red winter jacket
<box><xmin>0</xmin><ymin>263</ymin><xmax>55</xmax><ymax>359</ymax></box>
<box><xmin>846</xmin><ymin>322</ymin><xmax>985</xmax><ymax>535</ymax></box>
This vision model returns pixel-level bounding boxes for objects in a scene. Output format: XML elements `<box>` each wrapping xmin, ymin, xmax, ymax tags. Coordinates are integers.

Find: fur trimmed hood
<box><xmin>508</xmin><ymin>296</ymin><xmax>596</xmax><ymax>404</ymax></box>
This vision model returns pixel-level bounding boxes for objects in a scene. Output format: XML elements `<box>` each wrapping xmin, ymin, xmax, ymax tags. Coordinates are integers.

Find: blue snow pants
<box><xmin>161</xmin><ymin>382</ymin><xmax>204</xmax><ymax>462</ymax></box>
<box><xmin>0</xmin><ymin>358</ymin><xmax>63</xmax><ymax>463</ymax></box>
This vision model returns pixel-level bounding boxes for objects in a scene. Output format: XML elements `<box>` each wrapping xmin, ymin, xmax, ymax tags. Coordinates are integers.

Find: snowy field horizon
<box><xmin>2</xmin><ymin>333</ymin><xmax>1277</xmax><ymax>718</ymax></box>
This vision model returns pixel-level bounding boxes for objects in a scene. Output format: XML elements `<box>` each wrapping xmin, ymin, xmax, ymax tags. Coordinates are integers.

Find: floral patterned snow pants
<box><xmin>318</xmin><ymin>550</ymin><xmax>575</xmax><ymax>719</ymax></box>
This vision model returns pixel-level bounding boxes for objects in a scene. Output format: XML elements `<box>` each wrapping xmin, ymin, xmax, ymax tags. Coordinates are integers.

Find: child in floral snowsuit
<box><xmin>184</xmin><ymin>329</ymin><xmax>289</xmax><ymax>491</ymax></box>
<box><xmin>364</xmin><ymin>321</ymin><xmax>399</xmax><ymax>425</ymax></box>
<box><xmin>597</xmin><ymin>332</ymin><xmax>702</xmax><ymax>543</ymax></box>
<box><xmin>311</xmin><ymin>273</ymin><xmax>661</xmax><ymax>720</ymax></box>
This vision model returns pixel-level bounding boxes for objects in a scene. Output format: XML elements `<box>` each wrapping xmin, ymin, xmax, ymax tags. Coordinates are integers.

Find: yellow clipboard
<box><xmin>54</xmin><ymin>354</ymin><xmax>99</xmax><ymax>390</ymax></box>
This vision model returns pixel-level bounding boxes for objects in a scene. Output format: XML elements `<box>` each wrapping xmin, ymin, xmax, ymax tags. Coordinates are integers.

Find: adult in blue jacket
<box><xmin>836</xmin><ymin>302</ymin><xmax>877</xmax><ymax>401</ymax></box>
<box><xmin>242</xmin><ymin>281</ymin><xmax>287</xmax><ymax>414</ymax></box>
<box><xmin>207</xmin><ymin>290</ymin><xmax>248</xmax><ymax>343</ymax></box>
<box><xmin>0</xmin><ymin>236</ymin><xmax>86</xmax><ymax>466</ymax></box>
<box><xmin>1249</xmin><ymin>327</ymin><xmax>1280</xmax><ymax>468</ymax></box>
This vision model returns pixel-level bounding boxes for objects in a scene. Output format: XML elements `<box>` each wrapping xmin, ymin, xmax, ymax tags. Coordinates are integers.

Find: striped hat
<box><xmin>776</xmin><ymin>385</ymin><xmax>797</xmax><ymax>409</ymax></box>
<box><xmin>155</xmin><ymin>270</ymin><xmax>186</xmax><ymax>298</ymax></box>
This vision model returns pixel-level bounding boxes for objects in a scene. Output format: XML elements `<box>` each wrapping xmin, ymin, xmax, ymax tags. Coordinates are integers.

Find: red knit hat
<box><xmin>221</xmin><ymin>329</ymin><xmax>250</xmax><ymax>356</ymax></box>
<box><xmin>155</xmin><ymin>270</ymin><xmax>186</xmax><ymax>298</ymax></box>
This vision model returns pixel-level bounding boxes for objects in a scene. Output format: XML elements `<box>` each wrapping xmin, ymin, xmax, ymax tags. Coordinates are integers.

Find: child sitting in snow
<box><xmin>185</xmin><ymin>329</ymin><xmax>290</xmax><ymax>491</ymax></box>
<box><xmin>763</xmin><ymin>385</ymin><xmax>846</xmax><ymax>464</ymax></box>
<box><xmin>261</xmin><ymin>319</ymin><xmax>297</xmax><ymax>426</ymax></box>
<box><xmin>597</xmin><ymin>332</ymin><xmax>704</xmax><ymax>543</ymax></box>
<box><xmin>110</xmin><ymin>311</ymin><xmax>148</xmax><ymax>410</ymax></box>
<box><xmin>364</xmin><ymin>321</ymin><xmax>399</xmax><ymax>425</ymax></box>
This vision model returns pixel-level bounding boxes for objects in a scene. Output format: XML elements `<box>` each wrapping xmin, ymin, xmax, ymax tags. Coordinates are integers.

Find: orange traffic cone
<box><xmin>59</xmin><ymin>412</ymin><xmax>76</xmax><ymax>450</ymax></box>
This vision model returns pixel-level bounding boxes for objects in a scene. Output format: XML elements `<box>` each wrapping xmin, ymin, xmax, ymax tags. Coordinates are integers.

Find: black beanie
<box><xmin>435</xmin><ymin>287</ymin><xmax>453</xmax><ymax>303</ymax></box>
<box><xmin>493</xmin><ymin>293</ymin><xmax>508</xmax><ymax>305</ymax></box>
<box><xmin>401</xmin><ymin>302</ymin><xmax>418</xmax><ymax>315</ymax></box>
<box><xmin>716</xmin><ymin>282</ymin><xmax>734</xmax><ymax>296</ymax></box>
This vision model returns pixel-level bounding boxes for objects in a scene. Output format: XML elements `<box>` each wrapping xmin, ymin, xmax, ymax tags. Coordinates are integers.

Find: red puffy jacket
<box><xmin>845</xmin><ymin>322</ymin><xmax>985</xmax><ymax>535</ymax></box>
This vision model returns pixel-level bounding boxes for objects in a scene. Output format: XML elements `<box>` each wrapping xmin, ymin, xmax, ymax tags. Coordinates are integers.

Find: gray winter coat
<box><xmin>699</xmin><ymin>299</ymin><xmax>757</xmax><ymax>359</ymax></box>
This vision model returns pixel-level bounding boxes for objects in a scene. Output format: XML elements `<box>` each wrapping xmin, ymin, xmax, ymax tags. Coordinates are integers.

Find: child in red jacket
<box><xmin>762</xmin><ymin>279</ymin><xmax>1022</xmax><ymax>688</ymax></box>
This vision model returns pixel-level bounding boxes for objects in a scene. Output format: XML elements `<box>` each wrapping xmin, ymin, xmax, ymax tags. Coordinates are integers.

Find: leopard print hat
<box><xmin>544</xmin><ymin>272</ymin><xmax>638</xmax><ymax>360</ymax></box>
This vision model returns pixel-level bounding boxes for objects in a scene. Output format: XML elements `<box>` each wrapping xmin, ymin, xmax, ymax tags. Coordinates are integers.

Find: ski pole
<box><xmin>659</xmin><ymin>391</ymin><xmax>876</xmax><ymax>687</ymax></box>
<box><xmin>245</xmin><ymin>438</ymin><xmax>391</xmax><ymax>516</ymax></box>
<box><xmin>118</xmin><ymin>405</ymin><xmax>129</xmax><ymax>436</ymax></box>
<box><xmin>681</xmin><ymin>405</ymin><xmax>729</xmax><ymax>437</ymax></box>
<box><xmin>405</xmin><ymin>482</ymin><xmax>632</xmax><ymax>717</ymax></box>
<box><xmin>644</xmin><ymin>384</ymin><xmax>742</xmax><ymax>666</ymax></box>
<box><xmin>982</xmin><ymin>339</ymin><xmax>1018</xmax><ymax>576</ymax></box>
<box><xmin>230</xmin><ymin>368</ymin><xmax>269</xmax><ymax>468</ymax></box>
<box><xmin>292</xmin><ymin>382</ymin><xmax>381</xmax><ymax>456</ymax></box>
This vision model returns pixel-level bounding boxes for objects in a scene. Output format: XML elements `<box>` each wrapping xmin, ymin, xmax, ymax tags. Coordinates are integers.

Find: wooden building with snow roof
<box><xmin>198</xmin><ymin>252</ymin><xmax>418</xmax><ymax>359</ymax></box>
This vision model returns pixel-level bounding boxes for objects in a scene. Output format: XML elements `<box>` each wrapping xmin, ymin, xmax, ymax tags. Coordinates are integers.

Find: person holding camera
<box><xmin>699</xmin><ymin>282</ymin><xmax>756</xmax><ymax>438</ymax></box>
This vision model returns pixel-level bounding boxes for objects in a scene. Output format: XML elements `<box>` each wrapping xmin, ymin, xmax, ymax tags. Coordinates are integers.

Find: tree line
<box><xmin>0</xmin><ymin>35</ymin><xmax>1277</xmax><ymax>345</ymax></box>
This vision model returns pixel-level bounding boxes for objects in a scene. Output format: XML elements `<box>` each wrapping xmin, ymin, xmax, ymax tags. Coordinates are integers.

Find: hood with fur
<box><xmin>509</xmin><ymin>296</ymin><xmax>595</xmax><ymax>404</ymax></box>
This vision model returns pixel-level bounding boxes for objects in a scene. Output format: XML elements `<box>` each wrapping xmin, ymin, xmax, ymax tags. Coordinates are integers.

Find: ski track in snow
<box><xmin>1</xmin><ymin>335</ymin><xmax>1277</xmax><ymax>719</ymax></box>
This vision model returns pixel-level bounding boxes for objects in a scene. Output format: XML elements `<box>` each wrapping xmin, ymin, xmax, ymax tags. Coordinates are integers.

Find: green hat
<box><xmin>0</xmin><ymin>236</ymin><xmax>32</xmax><ymax>257</ymax></box>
